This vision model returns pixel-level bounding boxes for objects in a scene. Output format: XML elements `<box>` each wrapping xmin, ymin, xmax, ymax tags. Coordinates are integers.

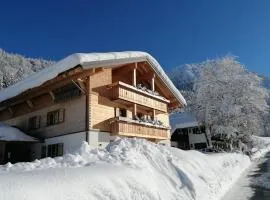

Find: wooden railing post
<box><xmin>151</xmin><ymin>73</ymin><xmax>155</xmax><ymax>91</ymax></box>
<box><xmin>152</xmin><ymin>108</ymin><xmax>156</xmax><ymax>120</ymax></box>
<box><xmin>133</xmin><ymin>103</ymin><xmax>137</xmax><ymax>118</ymax></box>
<box><xmin>133</xmin><ymin>63</ymin><xmax>137</xmax><ymax>87</ymax></box>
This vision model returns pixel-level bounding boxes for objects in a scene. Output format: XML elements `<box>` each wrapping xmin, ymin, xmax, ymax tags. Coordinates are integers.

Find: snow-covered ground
<box><xmin>250</xmin><ymin>136</ymin><xmax>270</xmax><ymax>160</ymax></box>
<box><xmin>222</xmin><ymin>136</ymin><xmax>270</xmax><ymax>200</ymax></box>
<box><xmin>0</xmin><ymin>137</ymin><xmax>254</xmax><ymax>200</ymax></box>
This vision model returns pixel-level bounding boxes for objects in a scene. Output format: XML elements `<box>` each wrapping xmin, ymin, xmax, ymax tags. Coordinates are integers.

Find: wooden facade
<box><xmin>110</xmin><ymin>117</ymin><xmax>169</xmax><ymax>140</ymax></box>
<box><xmin>0</xmin><ymin>60</ymin><xmax>182</xmax><ymax>143</ymax></box>
<box><xmin>111</xmin><ymin>81</ymin><xmax>168</xmax><ymax>112</ymax></box>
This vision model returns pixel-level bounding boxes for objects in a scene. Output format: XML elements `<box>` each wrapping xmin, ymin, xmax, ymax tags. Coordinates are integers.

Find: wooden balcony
<box><xmin>110</xmin><ymin>81</ymin><xmax>169</xmax><ymax>112</ymax></box>
<box><xmin>110</xmin><ymin>117</ymin><xmax>170</xmax><ymax>140</ymax></box>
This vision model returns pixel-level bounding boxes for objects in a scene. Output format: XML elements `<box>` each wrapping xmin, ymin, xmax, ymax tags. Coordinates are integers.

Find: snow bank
<box><xmin>0</xmin><ymin>122</ymin><xmax>37</xmax><ymax>142</ymax></box>
<box><xmin>0</xmin><ymin>138</ymin><xmax>249</xmax><ymax>200</ymax></box>
<box><xmin>250</xmin><ymin>136</ymin><xmax>270</xmax><ymax>160</ymax></box>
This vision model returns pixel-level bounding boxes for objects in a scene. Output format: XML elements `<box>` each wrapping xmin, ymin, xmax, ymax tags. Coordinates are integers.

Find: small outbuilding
<box><xmin>0</xmin><ymin>122</ymin><xmax>38</xmax><ymax>164</ymax></box>
<box><xmin>170</xmin><ymin>112</ymin><xmax>209</xmax><ymax>150</ymax></box>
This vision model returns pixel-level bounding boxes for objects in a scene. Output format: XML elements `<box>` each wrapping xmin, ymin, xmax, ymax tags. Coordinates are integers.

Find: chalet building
<box><xmin>0</xmin><ymin>52</ymin><xmax>186</xmax><ymax>163</ymax></box>
<box><xmin>170</xmin><ymin>112</ymin><xmax>209</xmax><ymax>150</ymax></box>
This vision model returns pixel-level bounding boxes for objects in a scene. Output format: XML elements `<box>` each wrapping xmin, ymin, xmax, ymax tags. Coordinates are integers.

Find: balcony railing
<box><xmin>110</xmin><ymin>81</ymin><xmax>169</xmax><ymax>112</ymax></box>
<box><xmin>110</xmin><ymin>117</ymin><xmax>170</xmax><ymax>139</ymax></box>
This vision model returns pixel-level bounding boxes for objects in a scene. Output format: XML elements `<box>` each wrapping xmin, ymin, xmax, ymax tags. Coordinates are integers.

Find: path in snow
<box><xmin>222</xmin><ymin>152</ymin><xmax>270</xmax><ymax>200</ymax></box>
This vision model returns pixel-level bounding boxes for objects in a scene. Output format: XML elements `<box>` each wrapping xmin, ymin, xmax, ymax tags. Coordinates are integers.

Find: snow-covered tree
<box><xmin>0</xmin><ymin>49</ymin><xmax>54</xmax><ymax>89</ymax></box>
<box><xmin>192</xmin><ymin>56</ymin><xmax>269</xmax><ymax>149</ymax></box>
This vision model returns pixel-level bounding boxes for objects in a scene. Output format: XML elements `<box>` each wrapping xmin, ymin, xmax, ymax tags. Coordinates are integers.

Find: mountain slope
<box><xmin>169</xmin><ymin>64</ymin><xmax>202</xmax><ymax>91</ymax></box>
<box><xmin>170</xmin><ymin>63</ymin><xmax>270</xmax><ymax>91</ymax></box>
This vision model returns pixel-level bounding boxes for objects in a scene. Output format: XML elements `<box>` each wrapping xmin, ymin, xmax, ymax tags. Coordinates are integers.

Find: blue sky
<box><xmin>1</xmin><ymin>0</ymin><xmax>270</xmax><ymax>75</ymax></box>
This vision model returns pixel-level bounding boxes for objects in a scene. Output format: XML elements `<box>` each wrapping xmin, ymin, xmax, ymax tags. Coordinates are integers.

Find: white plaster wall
<box><xmin>32</xmin><ymin>131</ymin><xmax>111</xmax><ymax>158</ymax></box>
<box><xmin>5</xmin><ymin>96</ymin><xmax>86</xmax><ymax>138</ymax></box>
<box><xmin>188</xmin><ymin>133</ymin><xmax>208</xmax><ymax>145</ymax></box>
<box><xmin>45</xmin><ymin>132</ymin><xmax>86</xmax><ymax>154</ymax></box>
<box><xmin>87</xmin><ymin>130</ymin><xmax>111</xmax><ymax>149</ymax></box>
<box><xmin>98</xmin><ymin>131</ymin><xmax>111</xmax><ymax>148</ymax></box>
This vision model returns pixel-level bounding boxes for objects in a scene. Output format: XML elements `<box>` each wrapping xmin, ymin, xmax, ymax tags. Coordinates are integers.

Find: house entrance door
<box><xmin>5</xmin><ymin>143</ymin><xmax>32</xmax><ymax>163</ymax></box>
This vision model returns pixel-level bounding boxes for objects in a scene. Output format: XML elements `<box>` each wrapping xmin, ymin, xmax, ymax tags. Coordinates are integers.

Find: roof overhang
<box><xmin>0</xmin><ymin>52</ymin><xmax>186</xmax><ymax>108</ymax></box>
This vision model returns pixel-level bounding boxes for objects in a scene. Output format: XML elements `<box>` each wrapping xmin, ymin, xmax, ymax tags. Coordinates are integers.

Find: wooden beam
<box><xmin>77</xmin><ymin>80</ymin><xmax>86</xmax><ymax>92</ymax></box>
<box><xmin>8</xmin><ymin>107</ymin><xmax>13</xmax><ymax>114</ymax></box>
<box><xmin>152</xmin><ymin>109</ymin><xmax>156</xmax><ymax>120</ymax></box>
<box><xmin>49</xmin><ymin>91</ymin><xmax>55</xmax><ymax>102</ymax></box>
<box><xmin>0</xmin><ymin>67</ymin><xmax>103</xmax><ymax>108</ymax></box>
<box><xmin>71</xmin><ymin>79</ymin><xmax>86</xmax><ymax>94</ymax></box>
<box><xmin>133</xmin><ymin>103</ymin><xmax>137</xmax><ymax>118</ymax></box>
<box><xmin>133</xmin><ymin>63</ymin><xmax>137</xmax><ymax>87</ymax></box>
<box><xmin>46</xmin><ymin>66</ymin><xmax>83</xmax><ymax>86</ymax></box>
<box><xmin>151</xmin><ymin>74</ymin><xmax>155</xmax><ymax>91</ymax></box>
<box><xmin>42</xmin><ymin>67</ymin><xmax>99</xmax><ymax>90</ymax></box>
<box><xmin>26</xmin><ymin>100</ymin><xmax>34</xmax><ymax>109</ymax></box>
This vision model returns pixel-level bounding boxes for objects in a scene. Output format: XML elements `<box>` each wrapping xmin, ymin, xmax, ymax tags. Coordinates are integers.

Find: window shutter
<box><xmin>36</xmin><ymin>116</ymin><xmax>41</xmax><ymax>129</ymax></box>
<box><xmin>58</xmin><ymin>143</ymin><xmax>64</xmax><ymax>156</ymax></box>
<box><xmin>48</xmin><ymin>145</ymin><xmax>52</xmax><ymax>157</ymax></box>
<box><xmin>47</xmin><ymin>113</ymin><xmax>51</xmax><ymax>126</ymax></box>
<box><xmin>59</xmin><ymin>109</ymin><xmax>65</xmax><ymax>123</ymax></box>
<box><xmin>115</xmin><ymin>108</ymin><xmax>120</xmax><ymax>117</ymax></box>
<box><xmin>29</xmin><ymin>116</ymin><xmax>41</xmax><ymax>130</ymax></box>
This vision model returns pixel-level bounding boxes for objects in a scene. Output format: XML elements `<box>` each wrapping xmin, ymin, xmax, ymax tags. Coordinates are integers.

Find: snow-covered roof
<box><xmin>0</xmin><ymin>122</ymin><xmax>37</xmax><ymax>142</ymax></box>
<box><xmin>0</xmin><ymin>51</ymin><xmax>186</xmax><ymax>106</ymax></box>
<box><xmin>170</xmin><ymin>112</ymin><xmax>198</xmax><ymax>133</ymax></box>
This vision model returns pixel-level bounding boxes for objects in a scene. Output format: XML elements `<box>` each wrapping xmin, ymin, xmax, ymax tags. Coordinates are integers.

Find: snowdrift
<box><xmin>0</xmin><ymin>138</ymin><xmax>250</xmax><ymax>200</ymax></box>
<box><xmin>0</xmin><ymin>122</ymin><xmax>37</xmax><ymax>142</ymax></box>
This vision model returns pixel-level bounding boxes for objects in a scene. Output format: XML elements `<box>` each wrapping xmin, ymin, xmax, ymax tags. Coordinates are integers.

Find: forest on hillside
<box><xmin>0</xmin><ymin>49</ymin><xmax>54</xmax><ymax>90</ymax></box>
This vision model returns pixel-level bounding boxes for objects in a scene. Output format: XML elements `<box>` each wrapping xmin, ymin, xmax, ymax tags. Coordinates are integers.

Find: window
<box><xmin>41</xmin><ymin>146</ymin><xmax>47</xmax><ymax>158</ymax></box>
<box><xmin>46</xmin><ymin>143</ymin><xmax>64</xmax><ymax>158</ymax></box>
<box><xmin>47</xmin><ymin>109</ymin><xmax>65</xmax><ymax>126</ymax></box>
<box><xmin>28</xmin><ymin>116</ymin><xmax>41</xmax><ymax>130</ymax></box>
<box><xmin>182</xmin><ymin>128</ymin><xmax>188</xmax><ymax>135</ymax></box>
<box><xmin>53</xmin><ymin>83</ymin><xmax>82</xmax><ymax>103</ymax></box>
<box><xmin>119</xmin><ymin>108</ymin><xmax>127</xmax><ymax>117</ymax></box>
<box><xmin>115</xmin><ymin>108</ymin><xmax>127</xmax><ymax>117</ymax></box>
<box><xmin>200</xmin><ymin>126</ymin><xmax>206</xmax><ymax>133</ymax></box>
<box><xmin>193</xmin><ymin>127</ymin><xmax>202</xmax><ymax>134</ymax></box>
